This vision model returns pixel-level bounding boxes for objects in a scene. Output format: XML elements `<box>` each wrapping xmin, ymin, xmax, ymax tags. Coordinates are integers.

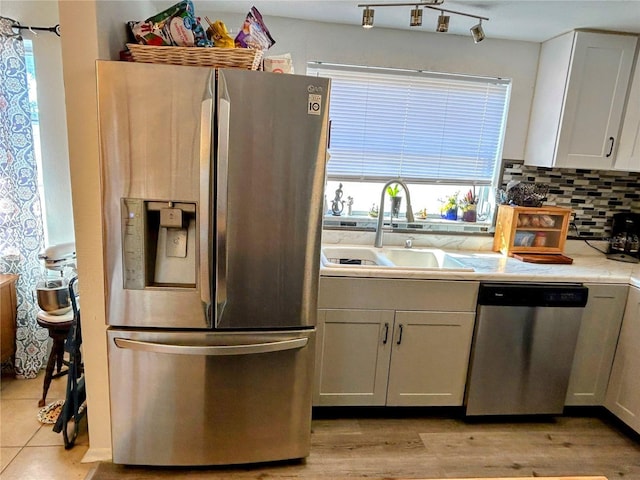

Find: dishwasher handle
<box><xmin>113</xmin><ymin>337</ymin><xmax>308</xmax><ymax>356</ymax></box>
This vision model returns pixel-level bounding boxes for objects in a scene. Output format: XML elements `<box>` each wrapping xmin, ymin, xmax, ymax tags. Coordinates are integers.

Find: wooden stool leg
<box><xmin>51</xmin><ymin>334</ymin><xmax>69</xmax><ymax>379</ymax></box>
<box><xmin>39</xmin><ymin>341</ymin><xmax>58</xmax><ymax>407</ymax></box>
<box><xmin>36</xmin><ymin>320</ymin><xmax>74</xmax><ymax>408</ymax></box>
<box><xmin>55</xmin><ymin>338</ymin><xmax>64</xmax><ymax>374</ymax></box>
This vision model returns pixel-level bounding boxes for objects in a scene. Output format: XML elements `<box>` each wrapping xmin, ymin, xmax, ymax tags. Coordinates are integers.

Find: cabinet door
<box><xmin>525</xmin><ymin>30</ymin><xmax>637</xmax><ymax>169</ymax></box>
<box><xmin>386</xmin><ymin>311</ymin><xmax>475</xmax><ymax>407</ymax></box>
<box><xmin>605</xmin><ymin>285</ymin><xmax>640</xmax><ymax>434</ymax></box>
<box><xmin>565</xmin><ymin>284</ymin><xmax>627</xmax><ymax>406</ymax></box>
<box><xmin>614</xmin><ymin>53</ymin><xmax>640</xmax><ymax>172</ymax></box>
<box><xmin>557</xmin><ymin>31</ymin><xmax>637</xmax><ymax>169</ymax></box>
<box><xmin>314</xmin><ymin>309</ymin><xmax>393</xmax><ymax>406</ymax></box>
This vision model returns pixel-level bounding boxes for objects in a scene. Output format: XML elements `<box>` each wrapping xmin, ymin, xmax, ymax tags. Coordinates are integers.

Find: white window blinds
<box><xmin>307</xmin><ymin>63</ymin><xmax>511</xmax><ymax>185</ymax></box>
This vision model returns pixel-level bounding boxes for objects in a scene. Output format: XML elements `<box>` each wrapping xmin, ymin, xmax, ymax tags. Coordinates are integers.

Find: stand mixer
<box><xmin>35</xmin><ymin>242</ymin><xmax>78</xmax><ymax>407</ymax></box>
<box><xmin>36</xmin><ymin>242</ymin><xmax>77</xmax><ymax>320</ymax></box>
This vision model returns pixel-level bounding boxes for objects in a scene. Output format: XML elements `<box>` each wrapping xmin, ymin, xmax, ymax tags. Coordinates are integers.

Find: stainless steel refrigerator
<box><xmin>96</xmin><ymin>60</ymin><xmax>330</xmax><ymax>466</ymax></box>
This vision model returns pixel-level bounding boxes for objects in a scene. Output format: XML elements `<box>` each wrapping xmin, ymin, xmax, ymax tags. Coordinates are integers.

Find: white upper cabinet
<box><xmin>613</xmin><ymin>52</ymin><xmax>640</xmax><ymax>172</ymax></box>
<box><xmin>525</xmin><ymin>30</ymin><xmax>638</xmax><ymax>169</ymax></box>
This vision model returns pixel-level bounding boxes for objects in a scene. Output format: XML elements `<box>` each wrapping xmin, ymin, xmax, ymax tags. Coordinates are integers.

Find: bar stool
<box><xmin>37</xmin><ymin>309</ymin><xmax>74</xmax><ymax>407</ymax></box>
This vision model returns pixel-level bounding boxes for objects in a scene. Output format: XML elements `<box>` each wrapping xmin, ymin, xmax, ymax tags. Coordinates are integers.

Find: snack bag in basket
<box><xmin>204</xmin><ymin>18</ymin><xmax>235</xmax><ymax>48</ymax></box>
<box><xmin>129</xmin><ymin>0</ymin><xmax>212</xmax><ymax>47</ymax></box>
<box><xmin>235</xmin><ymin>7</ymin><xmax>275</xmax><ymax>50</ymax></box>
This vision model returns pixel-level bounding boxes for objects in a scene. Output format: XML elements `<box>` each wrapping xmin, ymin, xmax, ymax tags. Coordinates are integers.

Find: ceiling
<box><xmin>177</xmin><ymin>0</ymin><xmax>640</xmax><ymax>43</ymax></box>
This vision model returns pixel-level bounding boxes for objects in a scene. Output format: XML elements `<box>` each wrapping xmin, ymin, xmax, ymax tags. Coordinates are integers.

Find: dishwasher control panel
<box><xmin>477</xmin><ymin>282</ymin><xmax>588</xmax><ymax>308</ymax></box>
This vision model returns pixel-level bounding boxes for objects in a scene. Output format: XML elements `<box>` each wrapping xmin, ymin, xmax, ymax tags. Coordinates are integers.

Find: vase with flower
<box><xmin>460</xmin><ymin>188</ymin><xmax>478</xmax><ymax>222</ymax></box>
<box><xmin>439</xmin><ymin>192</ymin><xmax>459</xmax><ymax>221</ymax></box>
<box><xmin>387</xmin><ymin>183</ymin><xmax>402</xmax><ymax>218</ymax></box>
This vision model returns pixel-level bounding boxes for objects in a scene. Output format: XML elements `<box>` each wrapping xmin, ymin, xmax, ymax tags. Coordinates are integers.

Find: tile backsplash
<box><xmin>502</xmin><ymin>160</ymin><xmax>640</xmax><ymax>239</ymax></box>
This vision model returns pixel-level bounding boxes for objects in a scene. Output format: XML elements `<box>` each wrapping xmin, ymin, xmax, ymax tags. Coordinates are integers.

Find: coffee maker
<box><xmin>608</xmin><ymin>213</ymin><xmax>640</xmax><ymax>263</ymax></box>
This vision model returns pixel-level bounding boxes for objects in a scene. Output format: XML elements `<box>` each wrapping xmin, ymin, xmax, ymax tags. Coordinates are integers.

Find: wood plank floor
<box><xmin>86</xmin><ymin>408</ymin><xmax>640</xmax><ymax>480</ymax></box>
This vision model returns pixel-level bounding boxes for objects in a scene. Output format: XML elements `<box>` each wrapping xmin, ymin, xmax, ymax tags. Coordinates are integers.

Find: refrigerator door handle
<box><xmin>215</xmin><ymin>97</ymin><xmax>231</xmax><ymax>325</ymax></box>
<box><xmin>199</xmin><ymin>95</ymin><xmax>213</xmax><ymax>312</ymax></box>
<box><xmin>113</xmin><ymin>337</ymin><xmax>308</xmax><ymax>356</ymax></box>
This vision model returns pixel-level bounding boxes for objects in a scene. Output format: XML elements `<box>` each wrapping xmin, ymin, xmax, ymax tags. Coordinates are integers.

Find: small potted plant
<box><xmin>460</xmin><ymin>188</ymin><xmax>477</xmax><ymax>222</ymax></box>
<box><xmin>439</xmin><ymin>192</ymin><xmax>459</xmax><ymax>221</ymax></box>
<box><xmin>386</xmin><ymin>183</ymin><xmax>402</xmax><ymax>218</ymax></box>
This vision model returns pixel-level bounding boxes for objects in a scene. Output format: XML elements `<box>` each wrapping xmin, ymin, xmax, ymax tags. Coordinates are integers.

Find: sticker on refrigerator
<box><xmin>308</xmin><ymin>94</ymin><xmax>322</xmax><ymax>115</ymax></box>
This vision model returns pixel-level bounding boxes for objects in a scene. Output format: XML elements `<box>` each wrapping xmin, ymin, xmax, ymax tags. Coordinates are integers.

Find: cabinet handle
<box><xmin>396</xmin><ymin>324</ymin><xmax>404</xmax><ymax>345</ymax></box>
<box><xmin>606</xmin><ymin>137</ymin><xmax>615</xmax><ymax>157</ymax></box>
<box><xmin>382</xmin><ymin>322</ymin><xmax>389</xmax><ymax>344</ymax></box>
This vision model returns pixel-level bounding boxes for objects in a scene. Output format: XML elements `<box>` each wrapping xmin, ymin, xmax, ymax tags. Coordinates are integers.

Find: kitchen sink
<box><xmin>383</xmin><ymin>248</ymin><xmax>472</xmax><ymax>270</ymax></box>
<box><xmin>321</xmin><ymin>246</ymin><xmax>394</xmax><ymax>267</ymax></box>
<box><xmin>321</xmin><ymin>246</ymin><xmax>474</xmax><ymax>271</ymax></box>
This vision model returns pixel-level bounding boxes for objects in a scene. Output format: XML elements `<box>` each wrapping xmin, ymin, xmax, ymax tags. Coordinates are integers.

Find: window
<box><xmin>24</xmin><ymin>39</ymin><xmax>48</xmax><ymax>244</ymax></box>
<box><xmin>307</xmin><ymin>63</ymin><xmax>511</xmax><ymax>229</ymax></box>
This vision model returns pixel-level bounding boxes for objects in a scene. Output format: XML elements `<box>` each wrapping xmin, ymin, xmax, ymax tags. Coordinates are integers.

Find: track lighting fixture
<box><xmin>410</xmin><ymin>7</ymin><xmax>422</xmax><ymax>27</ymax></box>
<box><xmin>470</xmin><ymin>19</ymin><xmax>485</xmax><ymax>43</ymax></box>
<box><xmin>362</xmin><ymin>7</ymin><xmax>375</xmax><ymax>28</ymax></box>
<box><xmin>358</xmin><ymin>0</ymin><xmax>488</xmax><ymax>42</ymax></box>
<box><xmin>436</xmin><ymin>13</ymin><xmax>449</xmax><ymax>32</ymax></box>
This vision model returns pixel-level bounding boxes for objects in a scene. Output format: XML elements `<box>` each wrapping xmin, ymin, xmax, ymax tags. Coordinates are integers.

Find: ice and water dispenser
<box><xmin>121</xmin><ymin>198</ymin><xmax>197</xmax><ymax>289</ymax></box>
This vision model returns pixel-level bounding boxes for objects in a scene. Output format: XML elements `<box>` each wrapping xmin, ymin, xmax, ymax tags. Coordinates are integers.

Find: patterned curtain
<box><xmin>0</xmin><ymin>18</ymin><xmax>47</xmax><ymax>378</ymax></box>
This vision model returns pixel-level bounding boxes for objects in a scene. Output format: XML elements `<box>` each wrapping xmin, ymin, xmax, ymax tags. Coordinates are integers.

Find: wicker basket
<box><xmin>126</xmin><ymin>44</ymin><xmax>263</xmax><ymax>70</ymax></box>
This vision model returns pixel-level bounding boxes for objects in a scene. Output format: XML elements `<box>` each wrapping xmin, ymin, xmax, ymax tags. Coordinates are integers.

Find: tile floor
<box><xmin>0</xmin><ymin>371</ymin><xmax>95</xmax><ymax>480</ymax></box>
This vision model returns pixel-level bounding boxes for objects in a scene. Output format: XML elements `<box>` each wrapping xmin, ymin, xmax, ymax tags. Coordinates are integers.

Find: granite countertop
<box><xmin>320</xmin><ymin>233</ymin><xmax>640</xmax><ymax>286</ymax></box>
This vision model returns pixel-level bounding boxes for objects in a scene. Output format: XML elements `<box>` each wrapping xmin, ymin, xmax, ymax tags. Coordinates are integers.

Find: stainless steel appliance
<box><xmin>466</xmin><ymin>282</ymin><xmax>588</xmax><ymax>416</ymax></box>
<box><xmin>97</xmin><ymin>61</ymin><xmax>330</xmax><ymax>466</ymax></box>
<box><xmin>608</xmin><ymin>212</ymin><xmax>640</xmax><ymax>263</ymax></box>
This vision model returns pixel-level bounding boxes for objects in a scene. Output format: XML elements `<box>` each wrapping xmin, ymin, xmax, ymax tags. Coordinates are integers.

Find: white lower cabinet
<box><xmin>314</xmin><ymin>309</ymin><xmax>392</xmax><ymax>406</ymax></box>
<box><xmin>605</xmin><ymin>285</ymin><xmax>640</xmax><ymax>434</ymax></box>
<box><xmin>386</xmin><ymin>310</ymin><xmax>475</xmax><ymax>406</ymax></box>
<box><xmin>565</xmin><ymin>283</ymin><xmax>628</xmax><ymax>406</ymax></box>
<box><xmin>314</xmin><ymin>277</ymin><xmax>478</xmax><ymax>407</ymax></box>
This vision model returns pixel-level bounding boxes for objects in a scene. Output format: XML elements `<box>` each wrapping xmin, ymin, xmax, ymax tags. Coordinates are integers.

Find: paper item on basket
<box><xmin>235</xmin><ymin>7</ymin><xmax>275</xmax><ymax>50</ymax></box>
<box><xmin>128</xmin><ymin>0</ymin><xmax>212</xmax><ymax>47</ymax></box>
<box><xmin>264</xmin><ymin>53</ymin><xmax>294</xmax><ymax>74</ymax></box>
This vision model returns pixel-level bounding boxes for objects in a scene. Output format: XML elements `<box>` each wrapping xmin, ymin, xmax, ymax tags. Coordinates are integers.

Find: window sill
<box><xmin>322</xmin><ymin>215</ymin><xmax>494</xmax><ymax>235</ymax></box>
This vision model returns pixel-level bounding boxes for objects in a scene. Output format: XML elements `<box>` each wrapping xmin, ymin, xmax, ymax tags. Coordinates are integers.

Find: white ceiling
<box><xmin>180</xmin><ymin>0</ymin><xmax>640</xmax><ymax>43</ymax></box>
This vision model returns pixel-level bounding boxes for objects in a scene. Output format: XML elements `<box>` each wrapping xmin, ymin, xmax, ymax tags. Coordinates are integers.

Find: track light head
<box><xmin>470</xmin><ymin>20</ymin><xmax>485</xmax><ymax>43</ymax></box>
<box><xmin>362</xmin><ymin>7</ymin><xmax>375</xmax><ymax>28</ymax></box>
<box><xmin>436</xmin><ymin>14</ymin><xmax>449</xmax><ymax>32</ymax></box>
<box><xmin>410</xmin><ymin>7</ymin><xmax>422</xmax><ymax>27</ymax></box>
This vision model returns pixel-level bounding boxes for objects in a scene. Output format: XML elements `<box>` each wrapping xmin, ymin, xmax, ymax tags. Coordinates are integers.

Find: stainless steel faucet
<box><xmin>374</xmin><ymin>180</ymin><xmax>415</xmax><ymax>248</ymax></box>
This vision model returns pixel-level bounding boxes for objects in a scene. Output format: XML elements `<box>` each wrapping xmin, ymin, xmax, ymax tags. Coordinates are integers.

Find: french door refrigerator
<box><xmin>96</xmin><ymin>60</ymin><xmax>330</xmax><ymax>466</ymax></box>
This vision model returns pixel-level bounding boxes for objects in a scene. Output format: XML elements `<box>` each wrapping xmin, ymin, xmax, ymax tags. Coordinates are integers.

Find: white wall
<box><xmin>55</xmin><ymin>0</ymin><xmax>156</xmax><ymax>462</ymax></box>
<box><xmin>0</xmin><ymin>2</ymin><xmax>541</xmax><ymax>252</ymax></box>
<box><xmin>197</xmin><ymin>10</ymin><xmax>540</xmax><ymax>160</ymax></box>
<box><xmin>0</xmin><ymin>0</ymin><xmax>74</xmax><ymax>245</ymax></box>
<box><xmin>55</xmin><ymin>1</ymin><xmax>542</xmax><ymax>462</ymax></box>
<box><xmin>56</xmin><ymin>0</ymin><xmax>110</xmax><ymax>462</ymax></box>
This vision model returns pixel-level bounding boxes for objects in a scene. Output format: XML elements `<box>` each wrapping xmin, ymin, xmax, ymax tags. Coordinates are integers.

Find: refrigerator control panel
<box><xmin>121</xmin><ymin>198</ymin><xmax>145</xmax><ymax>290</ymax></box>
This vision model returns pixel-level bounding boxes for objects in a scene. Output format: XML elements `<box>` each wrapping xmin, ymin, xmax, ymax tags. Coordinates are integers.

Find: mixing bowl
<box><xmin>36</xmin><ymin>279</ymin><xmax>71</xmax><ymax>315</ymax></box>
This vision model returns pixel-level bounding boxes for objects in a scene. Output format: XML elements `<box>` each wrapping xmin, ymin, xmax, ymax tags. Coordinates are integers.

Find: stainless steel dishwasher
<box><xmin>465</xmin><ymin>282</ymin><xmax>588</xmax><ymax>416</ymax></box>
